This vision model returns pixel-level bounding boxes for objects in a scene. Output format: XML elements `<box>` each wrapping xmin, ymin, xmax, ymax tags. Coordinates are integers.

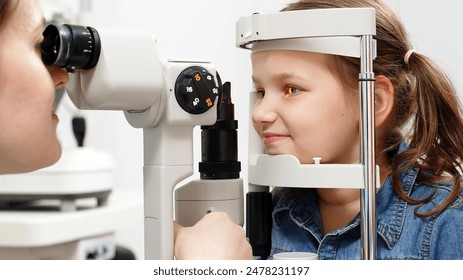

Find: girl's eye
<box><xmin>284</xmin><ymin>86</ymin><xmax>302</xmax><ymax>96</ymax></box>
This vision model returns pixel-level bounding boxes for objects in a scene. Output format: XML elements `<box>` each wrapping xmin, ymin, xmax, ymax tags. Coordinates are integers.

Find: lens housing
<box><xmin>41</xmin><ymin>24</ymin><xmax>101</xmax><ymax>70</ymax></box>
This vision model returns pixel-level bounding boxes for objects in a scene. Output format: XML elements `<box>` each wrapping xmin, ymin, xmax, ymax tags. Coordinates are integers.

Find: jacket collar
<box><xmin>374</xmin><ymin>165</ymin><xmax>418</xmax><ymax>249</ymax></box>
<box><xmin>375</xmin><ymin>141</ymin><xmax>418</xmax><ymax>249</ymax></box>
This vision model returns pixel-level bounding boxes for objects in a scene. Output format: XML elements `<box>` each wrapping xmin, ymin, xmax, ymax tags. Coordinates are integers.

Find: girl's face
<box><xmin>0</xmin><ymin>0</ymin><xmax>69</xmax><ymax>173</ymax></box>
<box><xmin>251</xmin><ymin>50</ymin><xmax>360</xmax><ymax>164</ymax></box>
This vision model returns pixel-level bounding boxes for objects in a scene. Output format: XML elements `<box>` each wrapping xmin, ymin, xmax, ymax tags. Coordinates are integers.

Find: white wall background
<box><xmin>41</xmin><ymin>0</ymin><xmax>463</xmax><ymax>259</ymax></box>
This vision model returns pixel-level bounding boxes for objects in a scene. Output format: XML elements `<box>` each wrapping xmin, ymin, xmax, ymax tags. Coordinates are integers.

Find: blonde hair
<box><xmin>283</xmin><ymin>0</ymin><xmax>463</xmax><ymax>217</ymax></box>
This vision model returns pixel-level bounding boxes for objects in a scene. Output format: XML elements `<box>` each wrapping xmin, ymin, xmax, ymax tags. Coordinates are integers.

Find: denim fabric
<box><xmin>270</xmin><ymin>143</ymin><xmax>463</xmax><ymax>260</ymax></box>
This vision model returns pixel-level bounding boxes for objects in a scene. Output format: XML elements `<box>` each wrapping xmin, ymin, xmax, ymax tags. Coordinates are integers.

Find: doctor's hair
<box><xmin>283</xmin><ymin>0</ymin><xmax>463</xmax><ymax>217</ymax></box>
<box><xmin>0</xmin><ymin>0</ymin><xmax>8</xmax><ymax>21</ymax></box>
<box><xmin>0</xmin><ymin>0</ymin><xmax>16</xmax><ymax>27</ymax></box>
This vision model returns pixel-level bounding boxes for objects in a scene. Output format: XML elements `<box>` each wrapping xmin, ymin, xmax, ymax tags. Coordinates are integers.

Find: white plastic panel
<box><xmin>251</xmin><ymin>36</ymin><xmax>363</xmax><ymax>58</ymax></box>
<box><xmin>249</xmin><ymin>154</ymin><xmax>365</xmax><ymax>188</ymax></box>
<box><xmin>236</xmin><ymin>8</ymin><xmax>376</xmax><ymax>49</ymax></box>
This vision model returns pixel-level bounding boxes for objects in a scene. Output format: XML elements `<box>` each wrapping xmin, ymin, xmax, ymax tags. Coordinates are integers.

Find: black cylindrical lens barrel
<box><xmin>199</xmin><ymin>82</ymin><xmax>241</xmax><ymax>179</ymax></box>
<box><xmin>41</xmin><ymin>24</ymin><xmax>101</xmax><ymax>70</ymax></box>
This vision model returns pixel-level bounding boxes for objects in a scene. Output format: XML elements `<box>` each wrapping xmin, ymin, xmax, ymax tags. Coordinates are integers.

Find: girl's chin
<box><xmin>264</xmin><ymin>148</ymin><xmax>295</xmax><ymax>157</ymax></box>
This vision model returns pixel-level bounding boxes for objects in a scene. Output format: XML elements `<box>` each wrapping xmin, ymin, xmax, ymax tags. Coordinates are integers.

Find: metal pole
<box><xmin>359</xmin><ymin>35</ymin><xmax>377</xmax><ymax>260</ymax></box>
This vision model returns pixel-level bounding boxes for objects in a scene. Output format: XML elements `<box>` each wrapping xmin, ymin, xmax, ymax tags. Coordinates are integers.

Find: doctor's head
<box><xmin>0</xmin><ymin>0</ymin><xmax>69</xmax><ymax>174</ymax></box>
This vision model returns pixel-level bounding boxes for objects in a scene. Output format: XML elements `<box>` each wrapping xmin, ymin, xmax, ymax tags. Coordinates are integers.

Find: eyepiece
<box><xmin>41</xmin><ymin>24</ymin><xmax>101</xmax><ymax>70</ymax></box>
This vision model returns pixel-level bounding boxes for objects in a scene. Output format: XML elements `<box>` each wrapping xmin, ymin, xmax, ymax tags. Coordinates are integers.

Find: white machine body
<box><xmin>0</xmin><ymin>190</ymin><xmax>142</xmax><ymax>259</ymax></box>
<box><xmin>66</xmin><ymin>28</ymin><xmax>165</xmax><ymax>128</ymax></box>
<box><xmin>64</xmin><ymin>26</ymin><xmax>244</xmax><ymax>259</ymax></box>
<box><xmin>175</xmin><ymin>179</ymin><xmax>244</xmax><ymax>227</ymax></box>
<box><xmin>0</xmin><ymin>147</ymin><xmax>115</xmax><ymax>211</ymax></box>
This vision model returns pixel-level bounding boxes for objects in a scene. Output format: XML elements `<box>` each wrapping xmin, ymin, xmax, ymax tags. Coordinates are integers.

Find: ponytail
<box><xmin>391</xmin><ymin>51</ymin><xmax>463</xmax><ymax>217</ymax></box>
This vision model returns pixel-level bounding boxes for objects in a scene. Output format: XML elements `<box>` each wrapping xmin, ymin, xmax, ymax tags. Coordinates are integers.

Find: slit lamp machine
<box><xmin>37</xmin><ymin>7</ymin><xmax>378</xmax><ymax>260</ymax></box>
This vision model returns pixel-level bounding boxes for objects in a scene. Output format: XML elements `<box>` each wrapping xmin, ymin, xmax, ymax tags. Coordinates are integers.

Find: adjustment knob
<box><xmin>175</xmin><ymin>66</ymin><xmax>219</xmax><ymax>114</ymax></box>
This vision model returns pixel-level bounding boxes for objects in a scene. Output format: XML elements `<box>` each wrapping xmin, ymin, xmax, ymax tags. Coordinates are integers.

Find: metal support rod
<box><xmin>359</xmin><ymin>35</ymin><xmax>377</xmax><ymax>260</ymax></box>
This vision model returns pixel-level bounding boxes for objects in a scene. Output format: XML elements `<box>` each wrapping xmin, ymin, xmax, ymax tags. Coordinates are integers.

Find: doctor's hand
<box><xmin>174</xmin><ymin>212</ymin><xmax>253</xmax><ymax>260</ymax></box>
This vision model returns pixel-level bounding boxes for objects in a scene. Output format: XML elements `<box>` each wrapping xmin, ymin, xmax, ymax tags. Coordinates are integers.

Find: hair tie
<box><xmin>404</xmin><ymin>49</ymin><xmax>416</xmax><ymax>65</ymax></box>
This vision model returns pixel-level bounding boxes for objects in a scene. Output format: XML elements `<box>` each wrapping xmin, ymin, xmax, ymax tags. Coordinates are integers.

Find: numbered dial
<box><xmin>175</xmin><ymin>67</ymin><xmax>219</xmax><ymax>114</ymax></box>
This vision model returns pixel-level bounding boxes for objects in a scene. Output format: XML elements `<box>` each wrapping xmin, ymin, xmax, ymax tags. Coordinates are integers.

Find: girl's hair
<box><xmin>282</xmin><ymin>0</ymin><xmax>463</xmax><ymax>217</ymax></box>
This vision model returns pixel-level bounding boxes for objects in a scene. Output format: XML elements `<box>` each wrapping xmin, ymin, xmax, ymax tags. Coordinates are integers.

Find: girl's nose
<box><xmin>251</xmin><ymin>94</ymin><xmax>278</xmax><ymax>125</ymax></box>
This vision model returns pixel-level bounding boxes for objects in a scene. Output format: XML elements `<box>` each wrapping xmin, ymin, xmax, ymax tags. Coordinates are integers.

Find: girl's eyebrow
<box><xmin>253</xmin><ymin>72</ymin><xmax>305</xmax><ymax>83</ymax></box>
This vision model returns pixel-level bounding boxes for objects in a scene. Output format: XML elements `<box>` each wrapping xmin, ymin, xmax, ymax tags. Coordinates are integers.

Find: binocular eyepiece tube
<box><xmin>41</xmin><ymin>24</ymin><xmax>101</xmax><ymax>71</ymax></box>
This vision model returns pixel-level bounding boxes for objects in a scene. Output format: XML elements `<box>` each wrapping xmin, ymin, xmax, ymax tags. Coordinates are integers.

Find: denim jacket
<box><xmin>270</xmin><ymin>144</ymin><xmax>463</xmax><ymax>260</ymax></box>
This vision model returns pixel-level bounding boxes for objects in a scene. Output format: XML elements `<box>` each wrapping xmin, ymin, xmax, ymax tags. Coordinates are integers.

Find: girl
<box><xmin>175</xmin><ymin>0</ymin><xmax>463</xmax><ymax>259</ymax></box>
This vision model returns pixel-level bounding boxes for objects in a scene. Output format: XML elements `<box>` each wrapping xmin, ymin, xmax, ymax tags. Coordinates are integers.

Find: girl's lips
<box><xmin>263</xmin><ymin>135</ymin><xmax>289</xmax><ymax>145</ymax></box>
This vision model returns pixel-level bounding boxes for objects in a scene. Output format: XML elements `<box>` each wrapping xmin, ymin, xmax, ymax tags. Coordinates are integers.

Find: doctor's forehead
<box><xmin>6</xmin><ymin>0</ymin><xmax>44</xmax><ymax>33</ymax></box>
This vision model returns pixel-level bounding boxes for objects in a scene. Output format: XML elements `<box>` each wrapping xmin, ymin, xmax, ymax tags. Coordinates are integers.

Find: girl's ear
<box><xmin>374</xmin><ymin>75</ymin><xmax>394</xmax><ymax>127</ymax></box>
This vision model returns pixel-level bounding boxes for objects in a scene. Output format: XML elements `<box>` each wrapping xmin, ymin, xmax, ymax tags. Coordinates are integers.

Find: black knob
<box><xmin>72</xmin><ymin>116</ymin><xmax>86</xmax><ymax>147</ymax></box>
<box><xmin>175</xmin><ymin>66</ymin><xmax>219</xmax><ymax>114</ymax></box>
